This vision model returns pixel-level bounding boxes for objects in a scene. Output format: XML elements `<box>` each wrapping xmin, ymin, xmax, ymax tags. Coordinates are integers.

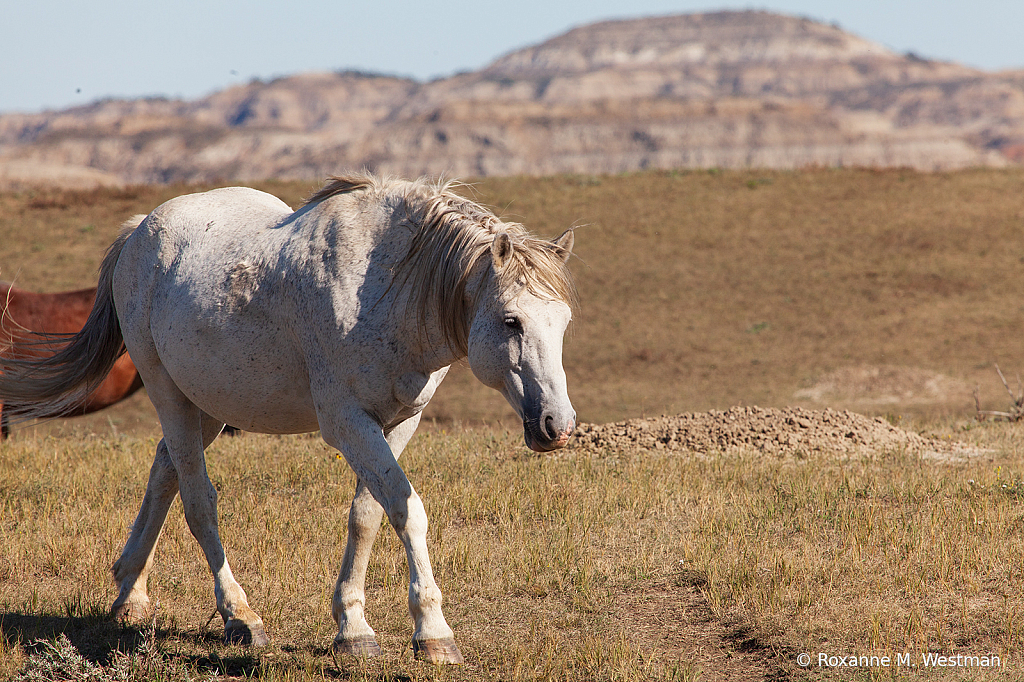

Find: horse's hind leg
<box><xmin>111</xmin><ymin>438</ymin><xmax>179</xmax><ymax>621</ymax></box>
<box><xmin>162</xmin><ymin>403</ymin><xmax>266</xmax><ymax>646</ymax></box>
<box><xmin>121</xmin><ymin>370</ymin><xmax>265</xmax><ymax>644</ymax></box>
<box><xmin>111</xmin><ymin>414</ymin><xmax>225</xmax><ymax>622</ymax></box>
<box><xmin>332</xmin><ymin>415</ymin><xmax>420</xmax><ymax>657</ymax></box>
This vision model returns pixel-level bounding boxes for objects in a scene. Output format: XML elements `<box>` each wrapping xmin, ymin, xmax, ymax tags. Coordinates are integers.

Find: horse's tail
<box><xmin>0</xmin><ymin>216</ymin><xmax>145</xmax><ymax>423</ymax></box>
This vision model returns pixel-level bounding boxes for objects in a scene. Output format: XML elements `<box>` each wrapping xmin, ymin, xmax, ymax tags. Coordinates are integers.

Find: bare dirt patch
<box><xmin>606</xmin><ymin>576</ymin><xmax>785</xmax><ymax>682</ymax></box>
<box><xmin>571</xmin><ymin>405</ymin><xmax>982</xmax><ymax>461</ymax></box>
<box><xmin>794</xmin><ymin>365</ymin><xmax>972</xmax><ymax>406</ymax></box>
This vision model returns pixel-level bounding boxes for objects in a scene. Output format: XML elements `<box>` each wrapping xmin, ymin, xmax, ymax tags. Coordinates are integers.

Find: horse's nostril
<box><xmin>543</xmin><ymin>414</ymin><xmax>557</xmax><ymax>440</ymax></box>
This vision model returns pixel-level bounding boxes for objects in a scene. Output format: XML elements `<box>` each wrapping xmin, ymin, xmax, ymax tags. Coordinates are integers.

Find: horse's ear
<box><xmin>491</xmin><ymin>232</ymin><xmax>513</xmax><ymax>270</ymax></box>
<box><xmin>551</xmin><ymin>229</ymin><xmax>574</xmax><ymax>264</ymax></box>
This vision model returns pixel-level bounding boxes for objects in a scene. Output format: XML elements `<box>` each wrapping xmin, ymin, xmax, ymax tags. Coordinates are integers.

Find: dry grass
<box><xmin>2</xmin><ymin>168</ymin><xmax>1024</xmax><ymax>679</ymax></box>
<box><xmin>457</xmin><ymin>168</ymin><xmax>1024</xmax><ymax>425</ymax></box>
<box><xmin>0</xmin><ymin>422</ymin><xmax>1021</xmax><ymax>680</ymax></box>
<box><xmin>0</xmin><ymin>180</ymin><xmax>314</xmax><ymax>293</ymax></box>
<box><xmin>4</xmin><ymin>169</ymin><xmax>1024</xmax><ymax>432</ymax></box>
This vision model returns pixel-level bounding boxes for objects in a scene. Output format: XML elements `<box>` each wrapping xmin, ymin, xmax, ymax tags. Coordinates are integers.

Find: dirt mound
<box><xmin>572</xmin><ymin>406</ymin><xmax>976</xmax><ymax>460</ymax></box>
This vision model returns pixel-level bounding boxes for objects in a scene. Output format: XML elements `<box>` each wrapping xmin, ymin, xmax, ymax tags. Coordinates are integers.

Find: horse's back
<box><xmin>116</xmin><ymin>186</ymin><xmax>295</xmax><ymax>309</ymax></box>
<box><xmin>1</xmin><ymin>282</ymin><xmax>96</xmax><ymax>338</ymax></box>
<box><xmin>1</xmin><ymin>282</ymin><xmax>98</xmax><ymax>361</ymax></box>
<box><xmin>114</xmin><ymin>186</ymin><xmax>320</xmax><ymax>433</ymax></box>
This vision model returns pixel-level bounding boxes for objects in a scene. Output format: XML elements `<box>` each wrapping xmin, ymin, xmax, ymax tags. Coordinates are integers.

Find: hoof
<box><xmin>224</xmin><ymin>619</ymin><xmax>269</xmax><ymax>646</ymax></box>
<box><xmin>413</xmin><ymin>638</ymin><xmax>464</xmax><ymax>665</ymax></box>
<box><xmin>110</xmin><ymin>600</ymin><xmax>152</xmax><ymax>624</ymax></box>
<box><xmin>333</xmin><ymin>636</ymin><xmax>382</xmax><ymax>658</ymax></box>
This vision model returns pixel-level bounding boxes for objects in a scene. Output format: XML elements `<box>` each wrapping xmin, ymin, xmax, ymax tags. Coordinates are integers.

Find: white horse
<box><xmin>0</xmin><ymin>173</ymin><xmax>577</xmax><ymax>664</ymax></box>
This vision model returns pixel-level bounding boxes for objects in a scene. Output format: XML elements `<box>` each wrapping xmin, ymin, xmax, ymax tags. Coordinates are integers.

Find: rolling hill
<box><xmin>2</xmin><ymin>10</ymin><xmax>1024</xmax><ymax>186</ymax></box>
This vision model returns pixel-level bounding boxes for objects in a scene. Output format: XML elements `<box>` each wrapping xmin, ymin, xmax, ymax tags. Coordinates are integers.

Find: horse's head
<box><xmin>468</xmin><ymin>229</ymin><xmax>576</xmax><ymax>452</ymax></box>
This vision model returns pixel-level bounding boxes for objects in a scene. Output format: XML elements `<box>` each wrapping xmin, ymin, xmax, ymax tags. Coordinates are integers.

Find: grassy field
<box><xmin>4</xmin><ymin>168</ymin><xmax>1024</xmax><ymax>431</ymax></box>
<box><xmin>1</xmin><ymin>422</ymin><xmax>1022</xmax><ymax>681</ymax></box>
<box><xmin>1</xmin><ymin>169</ymin><xmax>1024</xmax><ymax>680</ymax></box>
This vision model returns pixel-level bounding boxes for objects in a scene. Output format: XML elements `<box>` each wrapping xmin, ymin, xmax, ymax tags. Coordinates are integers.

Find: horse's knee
<box><xmin>349</xmin><ymin>495</ymin><xmax>383</xmax><ymax>530</ymax></box>
<box><xmin>386</xmin><ymin>495</ymin><xmax>427</xmax><ymax>538</ymax></box>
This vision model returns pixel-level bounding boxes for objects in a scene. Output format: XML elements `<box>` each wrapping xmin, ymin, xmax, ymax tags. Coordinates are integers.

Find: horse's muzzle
<box><xmin>524</xmin><ymin>412</ymin><xmax>576</xmax><ymax>452</ymax></box>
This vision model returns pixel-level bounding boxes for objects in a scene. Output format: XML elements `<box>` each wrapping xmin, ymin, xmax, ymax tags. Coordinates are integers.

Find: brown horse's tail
<box><xmin>0</xmin><ymin>216</ymin><xmax>144</xmax><ymax>424</ymax></box>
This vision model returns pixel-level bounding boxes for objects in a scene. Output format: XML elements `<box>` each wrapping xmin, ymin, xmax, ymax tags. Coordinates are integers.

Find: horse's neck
<box><xmin>392</xmin><ymin>289</ymin><xmax>465</xmax><ymax>374</ymax></box>
<box><xmin>391</xmin><ymin>257</ymin><xmax>489</xmax><ymax>375</ymax></box>
<box><xmin>300</xmin><ymin>199</ymin><xmax>481</xmax><ymax>372</ymax></box>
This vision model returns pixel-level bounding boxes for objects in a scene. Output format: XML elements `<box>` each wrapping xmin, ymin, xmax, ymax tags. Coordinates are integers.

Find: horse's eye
<box><xmin>504</xmin><ymin>316</ymin><xmax>522</xmax><ymax>331</ymax></box>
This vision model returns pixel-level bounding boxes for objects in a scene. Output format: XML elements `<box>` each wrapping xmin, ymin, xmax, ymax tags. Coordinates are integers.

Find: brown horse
<box><xmin>0</xmin><ymin>281</ymin><xmax>144</xmax><ymax>438</ymax></box>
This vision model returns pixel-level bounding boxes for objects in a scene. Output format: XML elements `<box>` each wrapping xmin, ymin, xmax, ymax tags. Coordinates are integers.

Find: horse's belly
<box><xmin>167</xmin><ymin>356</ymin><xmax>320</xmax><ymax>434</ymax></box>
<box><xmin>154</xmin><ymin>320</ymin><xmax>320</xmax><ymax>434</ymax></box>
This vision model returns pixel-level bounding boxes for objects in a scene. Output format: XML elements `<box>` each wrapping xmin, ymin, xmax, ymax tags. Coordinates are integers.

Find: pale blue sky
<box><xmin>1</xmin><ymin>0</ymin><xmax>1022</xmax><ymax>114</ymax></box>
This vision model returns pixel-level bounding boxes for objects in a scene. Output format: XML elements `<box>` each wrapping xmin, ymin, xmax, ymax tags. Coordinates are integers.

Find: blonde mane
<box><xmin>307</xmin><ymin>173</ymin><xmax>577</xmax><ymax>356</ymax></box>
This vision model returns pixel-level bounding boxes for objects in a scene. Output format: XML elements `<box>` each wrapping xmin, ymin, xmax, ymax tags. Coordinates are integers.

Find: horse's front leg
<box><xmin>322</xmin><ymin>410</ymin><xmax>462</xmax><ymax>664</ymax></box>
<box><xmin>332</xmin><ymin>414</ymin><xmax>421</xmax><ymax>657</ymax></box>
<box><xmin>332</xmin><ymin>479</ymin><xmax>384</xmax><ymax>656</ymax></box>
